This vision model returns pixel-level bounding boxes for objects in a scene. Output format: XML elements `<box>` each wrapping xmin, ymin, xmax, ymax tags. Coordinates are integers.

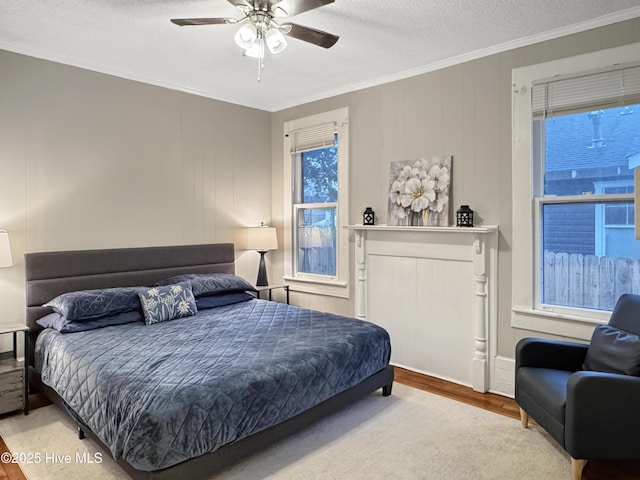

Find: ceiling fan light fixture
<box><xmin>234</xmin><ymin>22</ymin><xmax>258</xmax><ymax>49</ymax></box>
<box><xmin>265</xmin><ymin>27</ymin><xmax>287</xmax><ymax>54</ymax></box>
<box><xmin>170</xmin><ymin>0</ymin><xmax>339</xmax><ymax>81</ymax></box>
<box><xmin>245</xmin><ymin>37</ymin><xmax>265</xmax><ymax>59</ymax></box>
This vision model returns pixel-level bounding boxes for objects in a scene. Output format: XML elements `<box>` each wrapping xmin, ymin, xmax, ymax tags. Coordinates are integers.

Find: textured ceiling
<box><xmin>1</xmin><ymin>1</ymin><xmax>640</xmax><ymax>111</ymax></box>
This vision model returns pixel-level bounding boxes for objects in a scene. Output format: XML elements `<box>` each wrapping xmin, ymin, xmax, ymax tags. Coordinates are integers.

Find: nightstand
<box><xmin>0</xmin><ymin>324</ymin><xmax>29</xmax><ymax>415</ymax></box>
<box><xmin>254</xmin><ymin>285</ymin><xmax>290</xmax><ymax>304</ymax></box>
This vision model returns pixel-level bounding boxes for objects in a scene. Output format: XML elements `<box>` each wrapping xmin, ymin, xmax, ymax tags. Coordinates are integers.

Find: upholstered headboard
<box><xmin>25</xmin><ymin>243</ymin><xmax>235</xmax><ymax>329</ymax></box>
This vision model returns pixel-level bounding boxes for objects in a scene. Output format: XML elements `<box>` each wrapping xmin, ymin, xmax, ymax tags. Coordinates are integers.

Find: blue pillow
<box><xmin>196</xmin><ymin>291</ymin><xmax>256</xmax><ymax>309</ymax></box>
<box><xmin>44</xmin><ymin>286</ymin><xmax>146</xmax><ymax>321</ymax></box>
<box><xmin>138</xmin><ymin>282</ymin><xmax>197</xmax><ymax>325</ymax></box>
<box><xmin>37</xmin><ymin>310</ymin><xmax>143</xmax><ymax>333</ymax></box>
<box><xmin>156</xmin><ymin>273</ymin><xmax>256</xmax><ymax>297</ymax></box>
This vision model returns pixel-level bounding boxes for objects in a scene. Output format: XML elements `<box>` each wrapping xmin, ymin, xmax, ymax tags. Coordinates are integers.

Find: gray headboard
<box><xmin>25</xmin><ymin>243</ymin><xmax>235</xmax><ymax>329</ymax></box>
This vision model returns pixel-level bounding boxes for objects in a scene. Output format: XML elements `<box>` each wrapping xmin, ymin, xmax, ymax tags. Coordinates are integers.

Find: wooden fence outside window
<box><xmin>543</xmin><ymin>250</ymin><xmax>640</xmax><ymax>311</ymax></box>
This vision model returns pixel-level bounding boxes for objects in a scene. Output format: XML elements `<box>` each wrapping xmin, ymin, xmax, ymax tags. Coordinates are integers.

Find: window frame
<box><xmin>511</xmin><ymin>42</ymin><xmax>640</xmax><ymax>340</ymax></box>
<box><xmin>594</xmin><ymin>180</ymin><xmax>635</xmax><ymax>256</ymax></box>
<box><xmin>283</xmin><ymin>107</ymin><xmax>350</xmax><ymax>298</ymax></box>
<box><xmin>292</xmin><ymin>202</ymin><xmax>338</xmax><ymax>278</ymax></box>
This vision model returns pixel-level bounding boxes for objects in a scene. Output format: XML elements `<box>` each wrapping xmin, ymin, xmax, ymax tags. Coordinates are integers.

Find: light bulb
<box><xmin>245</xmin><ymin>37</ymin><xmax>265</xmax><ymax>59</ymax></box>
<box><xmin>234</xmin><ymin>23</ymin><xmax>257</xmax><ymax>50</ymax></box>
<box><xmin>265</xmin><ymin>27</ymin><xmax>287</xmax><ymax>55</ymax></box>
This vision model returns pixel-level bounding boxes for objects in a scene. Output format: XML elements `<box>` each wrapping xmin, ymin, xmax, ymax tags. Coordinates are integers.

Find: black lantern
<box><xmin>363</xmin><ymin>207</ymin><xmax>375</xmax><ymax>225</ymax></box>
<box><xmin>456</xmin><ymin>205</ymin><xmax>474</xmax><ymax>227</ymax></box>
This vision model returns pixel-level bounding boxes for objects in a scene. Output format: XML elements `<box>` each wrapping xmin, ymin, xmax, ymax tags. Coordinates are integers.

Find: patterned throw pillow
<box><xmin>138</xmin><ymin>282</ymin><xmax>197</xmax><ymax>325</ymax></box>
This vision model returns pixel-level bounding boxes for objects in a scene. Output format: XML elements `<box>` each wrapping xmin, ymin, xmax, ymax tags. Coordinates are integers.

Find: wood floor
<box><xmin>0</xmin><ymin>367</ymin><xmax>638</xmax><ymax>479</ymax></box>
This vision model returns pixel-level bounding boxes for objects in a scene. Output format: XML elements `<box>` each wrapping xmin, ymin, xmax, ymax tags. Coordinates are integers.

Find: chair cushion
<box><xmin>517</xmin><ymin>367</ymin><xmax>572</xmax><ymax>423</ymax></box>
<box><xmin>583</xmin><ymin>324</ymin><xmax>640</xmax><ymax>376</ymax></box>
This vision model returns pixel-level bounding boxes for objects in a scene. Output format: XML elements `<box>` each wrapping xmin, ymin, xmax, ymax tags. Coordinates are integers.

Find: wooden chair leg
<box><xmin>571</xmin><ymin>458</ymin><xmax>586</xmax><ymax>480</ymax></box>
<box><xmin>519</xmin><ymin>407</ymin><xmax>529</xmax><ymax>428</ymax></box>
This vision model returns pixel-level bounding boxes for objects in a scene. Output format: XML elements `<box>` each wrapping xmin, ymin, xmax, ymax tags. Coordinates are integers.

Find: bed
<box><xmin>25</xmin><ymin>243</ymin><xmax>393</xmax><ymax>480</ymax></box>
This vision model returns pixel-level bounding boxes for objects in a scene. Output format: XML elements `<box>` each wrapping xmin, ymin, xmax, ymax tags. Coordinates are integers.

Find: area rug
<box><xmin>0</xmin><ymin>383</ymin><xmax>569</xmax><ymax>479</ymax></box>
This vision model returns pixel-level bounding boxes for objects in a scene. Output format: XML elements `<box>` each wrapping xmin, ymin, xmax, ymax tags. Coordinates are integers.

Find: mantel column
<box><xmin>354</xmin><ymin>230</ymin><xmax>367</xmax><ymax>319</ymax></box>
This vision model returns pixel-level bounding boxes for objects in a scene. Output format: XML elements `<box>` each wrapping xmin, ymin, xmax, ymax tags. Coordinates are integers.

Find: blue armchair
<box><xmin>515</xmin><ymin>293</ymin><xmax>640</xmax><ymax>480</ymax></box>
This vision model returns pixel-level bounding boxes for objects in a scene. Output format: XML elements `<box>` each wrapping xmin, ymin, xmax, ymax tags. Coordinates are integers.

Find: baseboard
<box><xmin>491</xmin><ymin>356</ymin><xmax>515</xmax><ymax>397</ymax></box>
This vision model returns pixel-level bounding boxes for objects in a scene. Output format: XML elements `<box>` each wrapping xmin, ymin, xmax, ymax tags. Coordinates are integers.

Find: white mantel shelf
<box><xmin>346</xmin><ymin>223</ymin><xmax>499</xmax><ymax>393</ymax></box>
<box><xmin>345</xmin><ymin>224</ymin><xmax>498</xmax><ymax>233</ymax></box>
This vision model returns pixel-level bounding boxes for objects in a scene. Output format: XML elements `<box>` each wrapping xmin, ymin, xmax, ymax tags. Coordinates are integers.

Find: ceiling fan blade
<box><xmin>170</xmin><ymin>17</ymin><xmax>235</xmax><ymax>26</ymax></box>
<box><xmin>226</xmin><ymin>0</ymin><xmax>254</xmax><ymax>13</ymax></box>
<box><xmin>271</xmin><ymin>0</ymin><xmax>334</xmax><ymax>17</ymax></box>
<box><xmin>282</xmin><ymin>22</ymin><xmax>339</xmax><ymax>48</ymax></box>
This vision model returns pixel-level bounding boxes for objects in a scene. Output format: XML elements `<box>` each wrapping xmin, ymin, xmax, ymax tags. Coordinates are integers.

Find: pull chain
<box><xmin>257</xmin><ymin>56</ymin><xmax>263</xmax><ymax>82</ymax></box>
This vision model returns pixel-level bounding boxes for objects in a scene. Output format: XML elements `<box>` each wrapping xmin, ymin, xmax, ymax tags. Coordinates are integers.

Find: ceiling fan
<box><xmin>171</xmin><ymin>0</ymin><xmax>339</xmax><ymax>80</ymax></box>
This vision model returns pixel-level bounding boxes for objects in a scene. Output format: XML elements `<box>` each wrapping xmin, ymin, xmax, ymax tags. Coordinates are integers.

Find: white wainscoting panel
<box><xmin>492</xmin><ymin>356</ymin><xmax>515</xmax><ymax>397</ymax></box>
<box><xmin>346</xmin><ymin>225</ymin><xmax>498</xmax><ymax>392</ymax></box>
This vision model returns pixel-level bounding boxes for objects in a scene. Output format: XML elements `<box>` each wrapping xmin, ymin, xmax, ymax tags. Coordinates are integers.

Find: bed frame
<box><xmin>25</xmin><ymin>243</ymin><xmax>394</xmax><ymax>480</ymax></box>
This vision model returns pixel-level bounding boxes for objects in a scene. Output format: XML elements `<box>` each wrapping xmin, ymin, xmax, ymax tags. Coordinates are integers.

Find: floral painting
<box><xmin>387</xmin><ymin>156</ymin><xmax>452</xmax><ymax>226</ymax></box>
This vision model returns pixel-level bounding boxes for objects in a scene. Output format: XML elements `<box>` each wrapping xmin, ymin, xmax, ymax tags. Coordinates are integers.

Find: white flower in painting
<box><xmin>170</xmin><ymin>285</ymin><xmax>184</xmax><ymax>294</ymax></box>
<box><xmin>398</xmin><ymin>165</ymin><xmax>413</xmax><ymax>182</ymax></box>
<box><xmin>428</xmin><ymin>164</ymin><xmax>450</xmax><ymax>192</ymax></box>
<box><xmin>422</xmin><ymin>163</ymin><xmax>449</xmax><ymax>213</ymax></box>
<box><xmin>389</xmin><ymin>179</ymin><xmax>405</xmax><ymax>206</ymax></box>
<box><xmin>147</xmin><ymin>288</ymin><xmax>160</xmax><ymax>297</ymax></box>
<box><xmin>177</xmin><ymin>300</ymin><xmax>191</xmax><ymax>315</ymax></box>
<box><xmin>410</xmin><ymin>160</ymin><xmax>424</xmax><ymax>178</ymax></box>
<box><xmin>421</xmin><ymin>176</ymin><xmax>437</xmax><ymax>204</ymax></box>
<box><xmin>401</xmin><ymin>177</ymin><xmax>436</xmax><ymax>213</ymax></box>
<box><xmin>431</xmin><ymin>190</ymin><xmax>449</xmax><ymax>213</ymax></box>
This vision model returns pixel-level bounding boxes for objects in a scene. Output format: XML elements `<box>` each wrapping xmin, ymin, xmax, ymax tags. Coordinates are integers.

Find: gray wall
<box><xmin>270</xmin><ymin>18</ymin><xmax>640</xmax><ymax>357</ymax></box>
<box><xmin>0</xmin><ymin>50</ymin><xmax>272</xmax><ymax>331</ymax></box>
<box><xmin>1</xmin><ymin>18</ymin><xmax>639</xmax><ymax>360</ymax></box>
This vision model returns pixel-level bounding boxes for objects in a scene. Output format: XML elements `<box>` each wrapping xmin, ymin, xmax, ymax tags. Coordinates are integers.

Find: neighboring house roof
<box><xmin>546</xmin><ymin>105</ymin><xmax>640</xmax><ymax>172</ymax></box>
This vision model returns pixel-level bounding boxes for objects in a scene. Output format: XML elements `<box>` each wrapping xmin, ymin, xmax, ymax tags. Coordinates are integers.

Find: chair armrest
<box><xmin>516</xmin><ymin>337</ymin><xmax>588</xmax><ymax>371</ymax></box>
<box><xmin>566</xmin><ymin>371</ymin><xmax>640</xmax><ymax>459</ymax></box>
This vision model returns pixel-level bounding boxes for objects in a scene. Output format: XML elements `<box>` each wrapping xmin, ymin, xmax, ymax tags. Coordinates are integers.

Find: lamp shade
<box><xmin>0</xmin><ymin>230</ymin><xmax>13</xmax><ymax>268</ymax></box>
<box><xmin>244</xmin><ymin>37</ymin><xmax>265</xmax><ymax>59</ymax></box>
<box><xmin>234</xmin><ymin>22</ymin><xmax>258</xmax><ymax>49</ymax></box>
<box><xmin>247</xmin><ymin>225</ymin><xmax>278</xmax><ymax>251</ymax></box>
<box><xmin>265</xmin><ymin>27</ymin><xmax>287</xmax><ymax>54</ymax></box>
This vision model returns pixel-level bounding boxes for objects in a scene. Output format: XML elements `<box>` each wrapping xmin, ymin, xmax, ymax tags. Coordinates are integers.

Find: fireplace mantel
<box><xmin>345</xmin><ymin>224</ymin><xmax>499</xmax><ymax>392</ymax></box>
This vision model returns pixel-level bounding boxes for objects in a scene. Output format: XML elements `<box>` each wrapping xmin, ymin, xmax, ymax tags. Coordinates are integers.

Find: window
<box><xmin>283</xmin><ymin>108</ymin><xmax>349</xmax><ymax>298</ymax></box>
<box><xmin>512</xmin><ymin>43</ymin><xmax>640</xmax><ymax>339</ymax></box>
<box><xmin>536</xmin><ymin>104</ymin><xmax>640</xmax><ymax>311</ymax></box>
<box><xmin>295</xmin><ymin>141</ymin><xmax>337</xmax><ymax>277</ymax></box>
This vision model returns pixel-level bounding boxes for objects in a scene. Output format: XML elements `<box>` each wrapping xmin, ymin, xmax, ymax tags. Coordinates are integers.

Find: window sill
<box><xmin>511</xmin><ymin>307</ymin><xmax>607</xmax><ymax>341</ymax></box>
<box><xmin>282</xmin><ymin>276</ymin><xmax>349</xmax><ymax>299</ymax></box>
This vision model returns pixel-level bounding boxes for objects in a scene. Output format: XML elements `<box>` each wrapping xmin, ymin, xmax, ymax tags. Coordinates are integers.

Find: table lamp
<box><xmin>246</xmin><ymin>223</ymin><xmax>278</xmax><ymax>286</ymax></box>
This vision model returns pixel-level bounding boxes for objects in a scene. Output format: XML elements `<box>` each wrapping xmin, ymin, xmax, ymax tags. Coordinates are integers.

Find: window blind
<box><xmin>532</xmin><ymin>62</ymin><xmax>640</xmax><ymax>119</ymax></box>
<box><xmin>288</xmin><ymin>122</ymin><xmax>336</xmax><ymax>153</ymax></box>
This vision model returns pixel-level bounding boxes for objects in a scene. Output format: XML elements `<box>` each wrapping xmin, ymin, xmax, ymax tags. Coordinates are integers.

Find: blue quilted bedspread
<box><xmin>35</xmin><ymin>299</ymin><xmax>391</xmax><ymax>471</ymax></box>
